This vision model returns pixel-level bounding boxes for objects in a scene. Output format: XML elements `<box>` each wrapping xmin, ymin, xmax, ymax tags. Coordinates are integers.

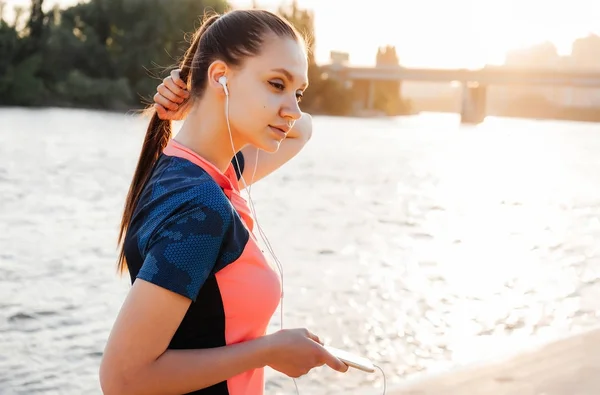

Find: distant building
<box><xmin>565</xmin><ymin>34</ymin><xmax>600</xmax><ymax>107</ymax></box>
<box><xmin>571</xmin><ymin>34</ymin><xmax>600</xmax><ymax>71</ymax></box>
<box><xmin>329</xmin><ymin>51</ymin><xmax>349</xmax><ymax>66</ymax></box>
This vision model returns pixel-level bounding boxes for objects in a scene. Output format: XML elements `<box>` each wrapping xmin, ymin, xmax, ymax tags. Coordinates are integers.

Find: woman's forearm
<box><xmin>104</xmin><ymin>336</ymin><xmax>272</xmax><ymax>395</ymax></box>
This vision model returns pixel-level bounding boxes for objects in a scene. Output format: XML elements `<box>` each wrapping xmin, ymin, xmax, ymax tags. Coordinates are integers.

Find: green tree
<box><xmin>54</xmin><ymin>0</ymin><xmax>228</xmax><ymax>107</ymax></box>
<box><xmin>1</xmin><ymin>0</ymin><xmax>353</xmax><ymax>115</ymax></box>
<box><xmin>1</xmin><ymin>0</ymin><xmax>230</xmax><ymax>109</ymax></box>
<box><xmin>0</xmin><ymin>0</ymin><xmax>48</xmax><ymax>105</ymax></box>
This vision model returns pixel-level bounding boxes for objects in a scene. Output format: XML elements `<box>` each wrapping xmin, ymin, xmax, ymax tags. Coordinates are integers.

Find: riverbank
<box><xmin>388</xmin><ymin>326</ymin><xmax>600</xmax><ymax>395</ymax></box>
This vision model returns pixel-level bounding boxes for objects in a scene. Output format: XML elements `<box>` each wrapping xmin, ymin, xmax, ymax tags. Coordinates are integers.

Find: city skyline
<box><xmin>3</xmin><ymin>0</ymin><xmax>600</xmax><ymax>68</ymax></box>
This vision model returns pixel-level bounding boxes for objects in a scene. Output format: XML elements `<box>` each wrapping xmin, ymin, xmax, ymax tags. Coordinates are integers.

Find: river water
<box><xmin>1</xmin><ymin>108</ymin><xmax>600</xmax><ymax>394</ymax></box>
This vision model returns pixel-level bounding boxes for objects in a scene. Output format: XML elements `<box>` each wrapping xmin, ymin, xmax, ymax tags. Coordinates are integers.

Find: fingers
<box><xmin>307</xmin><ymin>336</ymin><xmax>347</xmax><ymax>373</ymax></box>
<box><xmin>303</xmin><ymin>329</ymin><xmax>324</xmax><ymax>345</ymax></box>
<box><xmin>157</xmin><ymin>83</ymin><xmax>185</xmax><ymax>105</ymax></box>
<box><xmin>171</xmin><ymin>69</ymin><xmax>187</xmax><ymax>89</ymax></box>
<box><xmin>153</xmin><ymin>91</ymin><xmax>179</xmax><ymax>112</ymax></box>
<box><xmin>321</xmin><ymin>350</ymin><xmax>349</xmax><ymax>373</ymax></box>
<box><xmin>162</xmin><ymin>79</ymin><xmax>189</xmax><ymax>104</ymax></box>
<box><xmin>153</xmin><ymin>69</ymin><xmax>189</xmax><ymax>111</ymax></box>
<box><xmin>154</xmin><ymin>103</ymin><xmax>169</xmax><ymax>120</ymax></box>
<box><xmin>162</xmin><ymin>70</ymin><xmax>190</xmax><ymax>102</ymax></box>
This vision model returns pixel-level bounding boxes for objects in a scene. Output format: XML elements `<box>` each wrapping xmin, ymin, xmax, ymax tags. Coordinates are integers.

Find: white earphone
<box><xmin>218</xmin><ymin>68</ymin><xmax>301</xmax><ymax>395</ymax></box>
<box><xmin>219</xmin><ymin>70</ymin><xmax>286</xmax><ymax>329</ymax></box>
<box><xmin>218</xmin><ymin>76</ymin><xmax>229</xmax><ymax>96</ymax></box>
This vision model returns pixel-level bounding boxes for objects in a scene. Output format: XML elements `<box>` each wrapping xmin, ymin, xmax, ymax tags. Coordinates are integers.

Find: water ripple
<box><xmin>1</xmin><ymin>109</ymin><xmax>600</xmax><ymax>394</ymax></box>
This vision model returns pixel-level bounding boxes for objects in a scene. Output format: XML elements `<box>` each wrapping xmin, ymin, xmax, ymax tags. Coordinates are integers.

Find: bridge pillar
<box><xmin>460</xmin><ymin>83</ymin><xmax>487</xmax><ymax>124</ymax></box>
<box><xmin>367</xmin><ymin>80</ymin><xmax>375</xmax><ymax>110</ymax></box>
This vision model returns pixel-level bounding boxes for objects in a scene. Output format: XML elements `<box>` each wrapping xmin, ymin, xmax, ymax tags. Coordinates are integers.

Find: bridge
<box><xmin>321</xmin><ymin>64</ymin><xmax>600</xmax><ymax>123</ymax></box>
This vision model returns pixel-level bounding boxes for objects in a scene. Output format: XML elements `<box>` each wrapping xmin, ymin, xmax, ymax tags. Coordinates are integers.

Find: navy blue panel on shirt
<box><xmin>138</xmin><ymin>202</ymin><xmax>227</xmax><ymax>301</ymax></box>
<box><xmin>124</xmin><ymin>154</ymin><xmax>248</xmax><ymax>302</ymax></box>
<box><xmin>232</xmin><ymin>150</ymin><xmax>245</xmax><ymax>181</ymax></box>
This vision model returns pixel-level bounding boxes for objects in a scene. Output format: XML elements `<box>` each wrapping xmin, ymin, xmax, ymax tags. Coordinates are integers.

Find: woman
<box><xmin>99</xmin><ymin>9</ymin><xmax>347</xmax><ymax>395</ymax></box>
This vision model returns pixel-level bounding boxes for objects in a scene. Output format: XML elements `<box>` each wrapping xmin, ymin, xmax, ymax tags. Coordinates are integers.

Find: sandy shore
<box><xmin>389</xmin><ymin>327</ymin><xmax>600</xmax><ymax>395</ymax></box>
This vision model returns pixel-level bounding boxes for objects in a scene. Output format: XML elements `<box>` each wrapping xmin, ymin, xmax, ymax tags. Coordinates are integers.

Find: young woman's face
<box><xmin>227</xmin><ymin>35</ymin><xmax>308</xmax><ymax>153</ymax></box>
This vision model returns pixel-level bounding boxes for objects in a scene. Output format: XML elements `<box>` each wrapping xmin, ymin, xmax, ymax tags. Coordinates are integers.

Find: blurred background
<box><xmin>1</xmin><ymin>0</ymin><xmax>600</xmax><ymax>394</ymax></box>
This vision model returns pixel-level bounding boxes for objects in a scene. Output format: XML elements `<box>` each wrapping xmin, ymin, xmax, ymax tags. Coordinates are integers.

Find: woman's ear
<box><xmin>207</xmin><ymin>60</ymin><xmax>229</xmax><ymax>97</ymax></box>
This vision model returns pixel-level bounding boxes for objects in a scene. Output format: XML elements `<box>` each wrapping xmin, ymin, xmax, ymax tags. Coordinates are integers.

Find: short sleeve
<box><xmin>137</xmin><ymin>203</ymin><xmax>230</xmax><ymax>302</ymax></box>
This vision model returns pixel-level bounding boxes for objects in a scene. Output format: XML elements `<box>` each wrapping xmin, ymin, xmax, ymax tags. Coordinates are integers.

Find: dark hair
<box><xmin>116</xmin><ymin>10</ymin><xmax>302</xmax><ymax>273</ymax></box>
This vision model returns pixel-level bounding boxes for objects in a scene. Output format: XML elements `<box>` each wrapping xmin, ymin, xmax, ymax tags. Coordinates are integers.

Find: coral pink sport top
<box><xmin>123</xmin><ymin>139</ymin><xmax>281</xmax><ymax>395</ymax></box>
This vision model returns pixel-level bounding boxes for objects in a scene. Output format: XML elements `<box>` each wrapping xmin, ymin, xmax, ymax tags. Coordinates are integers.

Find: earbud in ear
<box><xmin>218</xmin><ymin>76</ymin><xmax>229</xmax><ymax>96</ymax></box>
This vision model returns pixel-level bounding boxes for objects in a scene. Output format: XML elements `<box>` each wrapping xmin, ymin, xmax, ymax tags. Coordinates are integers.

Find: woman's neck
<box><xmin>174</xmin><ymin>99</ymin><xmax>244</xmax><ymax>173</ymax></box>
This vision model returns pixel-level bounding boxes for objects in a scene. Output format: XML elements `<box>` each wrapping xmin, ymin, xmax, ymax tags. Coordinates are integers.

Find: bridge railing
<box><xmin>320</xmin><ymin>64</ymin><xmax>600</xmax><ymax>87</ymax></box>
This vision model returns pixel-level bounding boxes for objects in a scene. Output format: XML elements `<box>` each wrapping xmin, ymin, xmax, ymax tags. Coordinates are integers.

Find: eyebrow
<box><xmin>271</xmin><ymin>68</ymin><xmax>308</xmax><ymax>88</ymax></box>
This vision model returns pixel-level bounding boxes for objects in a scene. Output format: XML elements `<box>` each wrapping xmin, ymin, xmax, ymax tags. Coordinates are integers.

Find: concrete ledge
<box><xmin>387</xmin><ymin>327</ymin><xmax>600</xmax><ymax>395</ymax></box>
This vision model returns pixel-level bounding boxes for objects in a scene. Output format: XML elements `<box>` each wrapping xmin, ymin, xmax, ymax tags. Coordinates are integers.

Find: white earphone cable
<box><xmin>223</xmin><ymin>87</ymin><xmax>286</xmax><ymax>329</ymax></box>
<box><xmin>223</xmin><ymin>86</ymin><xmax>299</xmax><ymax>393</ymax></box>
<box><xmin>222</xmin><ymin>82</ymin><xmax>384</xmax><ymax>395</ymax></box>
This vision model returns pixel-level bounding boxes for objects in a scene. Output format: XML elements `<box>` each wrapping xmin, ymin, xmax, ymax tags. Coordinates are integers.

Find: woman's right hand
<box><xmin>264</xmin><ymin>328</ymin><xmax>349</xmax><ymax>378</ymax></box>
<box><xmin>153</xmin><ymin>69</ymin><xmax>191</xmax><ymax>121</ymax></box>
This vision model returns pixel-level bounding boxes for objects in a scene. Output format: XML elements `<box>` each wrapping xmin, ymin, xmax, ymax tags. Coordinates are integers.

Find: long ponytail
<box><xmin>116</xmin><ymin>13</ymin><xmax>220</xmax><ymax>273</ymax></box>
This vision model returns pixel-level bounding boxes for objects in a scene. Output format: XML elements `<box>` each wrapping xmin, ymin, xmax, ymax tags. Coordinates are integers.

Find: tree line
<box><xmin>0</xmin><ymin>0</ymin><xmax>354</xmax><ymax>115</ymax></box>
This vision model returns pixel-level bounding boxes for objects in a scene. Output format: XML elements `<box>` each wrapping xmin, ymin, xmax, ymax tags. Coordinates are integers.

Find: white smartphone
<box><xmin>323</xmin><ymin>346</ymin><xmax>376</xmax><ymax>373</ymax></box>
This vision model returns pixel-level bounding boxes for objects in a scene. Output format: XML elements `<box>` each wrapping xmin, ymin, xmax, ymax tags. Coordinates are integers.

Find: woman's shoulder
<box><xmin>131</xmin><ymin>156</ymin><xmax>235</xmax><ymax>249</ymax></box>
<box><xmin>148</xmin><ymin>155</ymin><xmax>230</xmax><ymax>205</ymax></box>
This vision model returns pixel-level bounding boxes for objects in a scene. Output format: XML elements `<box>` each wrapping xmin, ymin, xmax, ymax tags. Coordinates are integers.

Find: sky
<box><xmin>4</xmin><ymin>0</ymin><xmax>600</xmax><ymax>68</ymax></box>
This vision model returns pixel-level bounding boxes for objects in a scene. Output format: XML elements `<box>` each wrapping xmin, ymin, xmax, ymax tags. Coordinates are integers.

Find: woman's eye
<box><xmin>269</xmin><ymin>81</ymin><xmax>285</xmax><ymax>90</ymax></box>
<box><xmin>269</xmin><ymin>81</ymin><xmax>302</xmax><ymax>102</ymax></box>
